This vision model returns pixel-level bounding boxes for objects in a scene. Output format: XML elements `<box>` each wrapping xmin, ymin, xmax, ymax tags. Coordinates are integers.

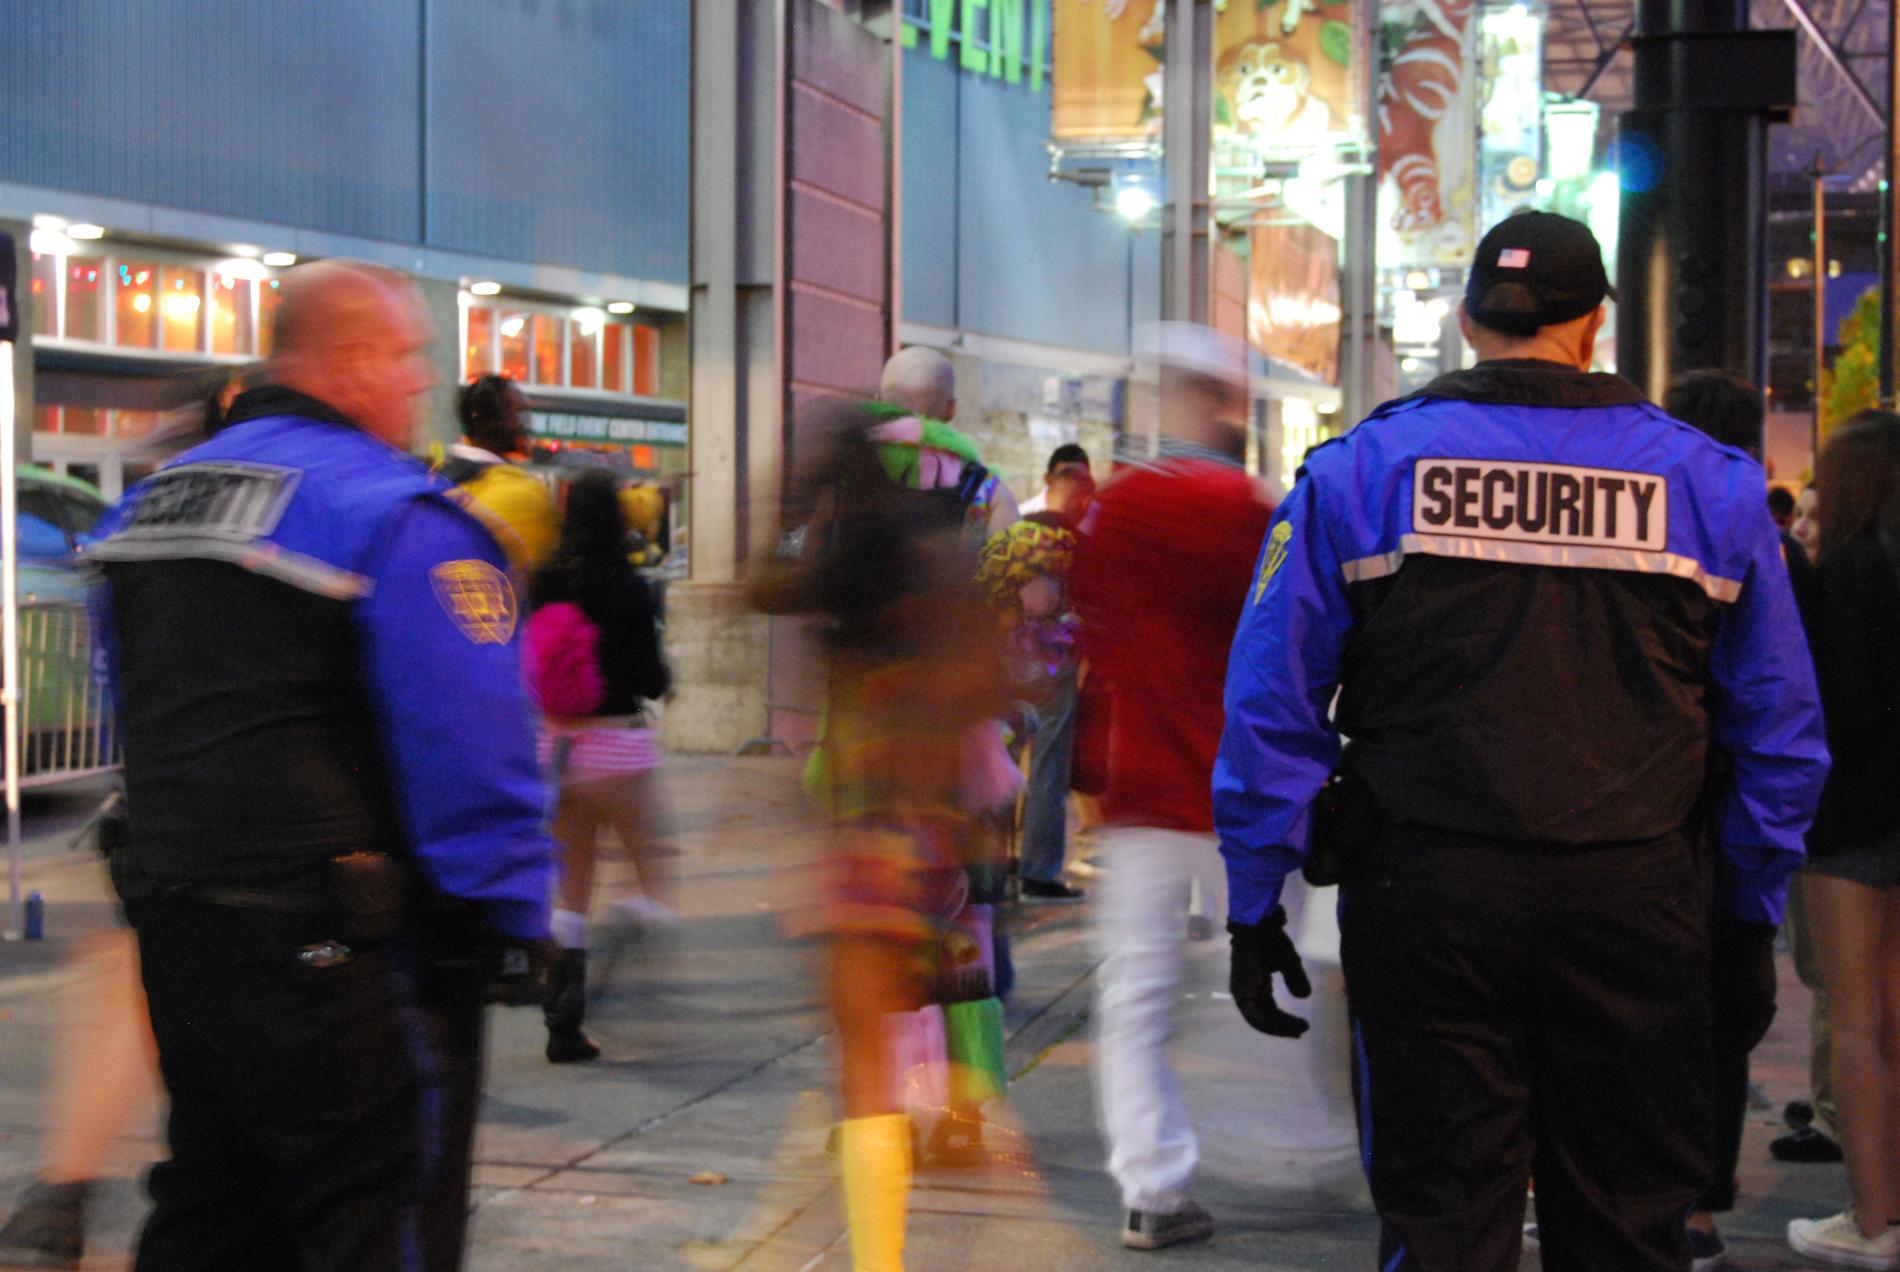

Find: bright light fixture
<box><xmin>28</xmin><ymin>229</ymin><xmax>76</xmax><ymax>256</ymax></box>
<box><xmin>65</xmin><ymin>223</ymin><xmax>105</xmax><ymax>240</ymax></box>
<box><xmin>572</xmin><ymin>306</ymin><xmax>605</xmax><ymax>334</ymax></box>
<box><xmin>216</xmin><ymin>257</ymin><xmax>270</xmax><ymax>282</ymax></box>
<box><xmin>226</xmin><ymin>243</ymin><xmax>260</xmax><ymax>258</ymax></box>
<box><xmin>470</xmin><ymin>280</ymin><xmax>503</xmax><ymax>297</ymax></box>
<box><xmin>261</xmin><ymin>251</ymin><xmax>297</xmax><ymax>268</ymax></box>
<box><xmin>161</xmin><ymin>293</ymin><xmax>202</xmax><ymax>320</ymax></box>
<box><xmin>499</xmin><ymin>316</ymin><xmax>526</xmax><ymax>339</ymax></box>
<box><xmin>606</xmin><ymin>301</ymin><xmax>636</xmax><ymax>315</ymax></box>
<box><xmin>1115</xmin><ymin>185</ymin><xmax>1157</xmax><ymax>221</ymax></box>
<box><xmin>131</xmin><ymin>293</ymin><xmax>153</xmax><ymax>314</ymax></box>
<box><xmin>30</xmin><ymin>214</ymin><xmax>65</xmax><ymax>231</ymax></box>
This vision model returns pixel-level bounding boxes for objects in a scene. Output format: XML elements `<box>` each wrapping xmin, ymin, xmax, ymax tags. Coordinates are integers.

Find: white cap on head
<box><xmin>880</xmin><ymin>346</ymin><xmax>957</xmax><ymax>420</ymax></box>
<box><xmin>1135</xmin><ymin>321</ymin><xmax>1249</xmax><ymax>390</ymax></box>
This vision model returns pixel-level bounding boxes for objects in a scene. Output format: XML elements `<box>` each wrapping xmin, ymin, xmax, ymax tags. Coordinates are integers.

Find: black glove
<box><xmin>1228</xmin><ymin>906</ymin><xmax>1313</xmax><ymax>1038</ymax></box>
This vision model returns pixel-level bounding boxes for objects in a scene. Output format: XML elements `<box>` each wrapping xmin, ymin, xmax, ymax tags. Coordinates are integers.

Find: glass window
<box><xmin>633</xmin><ymin>326</ymin><xmax>659</xmax><ymax>396</ymax></box>
<box><xmin>30</xmin><ymin>253</ymin><xmax>57</xmax><ymax>338</ymax></box>
<box><xmin>258</xmin><ymin>276</ymin><xmax>285</xmax><ymax>355</ymax></box>
<box><xmin>115</xmin><ymin>261</ymin><xmax>157</xmax><ymax>348</ymax></box>
<box><xmin>17</xmin><ymin>488</ymin><xmax>71</xmax><ymax>560</ymax></box>
<box><xmin>63</xmin><ymin>257</ymin><xmax>103</xmax><ymax>341</ymax></box>
<box><xmin>532</xmin><ymin>315</ymin><xmax>562</xmax><ymax>385</ymax></box>
<box><xmin>499</xmin><ymin>311</ymin><xmax>530</xmax><ymax>382</ymax></box>
<box><xmin>61</xmin><ymin>407</ymin><xmax>103</xmax><ymax>437</ymax></box>
<box><xmin>34</xmin><ymin>405</ymin><xmax>59</xmax><ymax>434</ymax></box>
<box><xmin>569</xmin><ymin>320</ymin><xmax>599</xmax><ymax>389</ymax></box>
<box><xmin>465</xmin><ymin>305</ymin><xmax>494</xmax><ymax>379</ymax></box>
<box><xmin>209</xmin><ymin>270</ymin><xmax>254</xmax><ymax>355</ymax></box>
<box><xmin>603</xmin><ymin>323</ymin><xmax>627</xmax><ymax>393</ymax></box>
<box><xmin>109</xmin><ymin>410</ymin><xmax>159</xmax><ymax>441</ymax></box>
<box><xmin>160</xmin><ymin>266</ymin><xmax>204</xmax><ymax>352</ymax></box>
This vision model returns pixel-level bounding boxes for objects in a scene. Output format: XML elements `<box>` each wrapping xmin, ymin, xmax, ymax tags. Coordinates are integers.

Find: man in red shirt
<box><xmin>1071</xmin><ymin>324</ymin><xmax>1278</xmax><ymax>1250</ymax></box>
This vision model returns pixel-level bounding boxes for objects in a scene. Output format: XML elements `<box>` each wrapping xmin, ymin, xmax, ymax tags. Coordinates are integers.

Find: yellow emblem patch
<box><xmin>1254</xmin><ymin>521</ymin><xmax>1293</xmax><ymax>604</ymax></box>
<box><xmin>430</xmin><ymin>559</ymin><xmax>518</xmax><ymax>644</ymax></box>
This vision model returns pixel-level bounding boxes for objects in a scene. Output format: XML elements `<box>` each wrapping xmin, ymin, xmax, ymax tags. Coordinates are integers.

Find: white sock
<box><xmin>551</xmin><ymin>908</ymin><xmax>590</xmax><ymax>951</ymax></box>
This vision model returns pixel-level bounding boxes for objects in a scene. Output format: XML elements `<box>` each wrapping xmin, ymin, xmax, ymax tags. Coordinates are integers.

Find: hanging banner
<box><xmin>1050</xmin><ymin>0</ymin><xmax>1164</xmax><ymax>143</ymax></box>
<box><xmin>1249</xmin><ymin>222</ymin><xmax>1343</xmax><ymax>384</ymax></box>
<box><xmin>1376</xmin><ymin>0</ymin><xmax>1479</xmax><ymax>268</ymax></box>
<box><xmin>1477</xmin><ymin>2</ymin><xmax>1544</xmax><ymax>230</ymax></box>
<box><xmin>1052</xmin><ymin>0</ymin><xmax>1366</xmax><ymax>151</ymax></box>
<box><xmin>1213</xmin><ymin>1</ymin><xmax>1365</xmax><ymax>161</ymax></box>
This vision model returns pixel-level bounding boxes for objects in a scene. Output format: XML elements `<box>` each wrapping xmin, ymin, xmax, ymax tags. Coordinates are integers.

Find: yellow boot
<box><xmin>838</xmin><ymin>1113</ymin><xmax>911</xmax><ymax>1272</ymax></box>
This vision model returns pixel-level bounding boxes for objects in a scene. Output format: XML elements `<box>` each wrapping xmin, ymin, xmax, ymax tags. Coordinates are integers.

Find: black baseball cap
<box><xmin>1464</xmin><ymin>211</ymin><xmax>1615</xmax><ymax>337</ymax></box>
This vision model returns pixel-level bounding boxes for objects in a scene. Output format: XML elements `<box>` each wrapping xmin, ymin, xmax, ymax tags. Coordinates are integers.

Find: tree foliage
<box><xmin>1821</xmin><ymin>286</ymin><xmax>1883</xmax><ymax>444</ymax></box>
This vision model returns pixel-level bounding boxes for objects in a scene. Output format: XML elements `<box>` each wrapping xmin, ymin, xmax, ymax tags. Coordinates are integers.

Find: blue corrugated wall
<box><xmin>1</xmin><ymin>0</ymin><xmax>689</xmax><ymax>282</ymax></box>
<box><xmin>901</xmin><ymin>37</ymin><xmax>1155</xmax><ymax>355</ymax></box>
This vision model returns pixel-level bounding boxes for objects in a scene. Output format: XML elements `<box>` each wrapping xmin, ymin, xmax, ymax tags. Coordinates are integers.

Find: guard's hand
<box><xmin>1228</xmin><ymin>907</ymin><xmax>1312</xmax><ymax>1038</ymax></box>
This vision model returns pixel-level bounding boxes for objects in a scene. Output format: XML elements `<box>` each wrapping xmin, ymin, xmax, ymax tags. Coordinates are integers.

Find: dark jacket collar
<box><xmin>1406</xmin><ymin>358</ymin><xmax>1649</xmax><ymax>410</ymax></box>
<box><xmin>222</xmin><ymin>384</ymin><xmax>358</xmax><ymax>432</ymax></box>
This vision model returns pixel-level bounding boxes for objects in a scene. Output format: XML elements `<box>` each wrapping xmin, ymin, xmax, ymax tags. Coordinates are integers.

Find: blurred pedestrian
<box><xmin>1661</xmin><ymin>368</ymin><xmax>1795</xmax><ymax>1267</ymax></box>
<box><xmin>1020</xmin><ymin>443</ymin><xmax>1091</xmax><ymax>516</ymax></box>
<box><xmin>1786</xmin><ymin>410</ymin><xmax>1900</xmax><ymax>1268</ymax></box>
<box><xmin>525</xmin><ymin>468</ymin><xmax>672</xmax><ymax>1064</ymax></box>
<box><xmin>871</xmin><ymin>346</ymin><xmax>1020</xmax><ymax>540</ymax></box>
<box><xmin>1217</xmin><ymin>213</ymin><xmax>1827</xmax><ymax>1272</ymax></box>
<box><xmin>1794</xmin><ymin>483</ymin><xmax>1821</xmax><ymax>562</ymax></box>
<box><xmin>752</xmin><ymin>399</ymin><xmax>1010</xmax><ymax>1272</ymax></box>
<box><xmin>88</xmin><ymin>261</ymin><xmax>556</xmax><ymax>1272</ymax></box>
<box><xmin>985</xmin><ymin>467</ymin><xmax>1093</xmax><ymax>904</ymax></box>
<box><xmin>1769</xmin><ymin>485</ymin><xmax>1797</xmax><ymax>531</ymax></box>
<box><xmin>442</xmin><ymin>373</ymin><xmax>560</xmax><ymax>577</ymax></box>
<box><xmin>1070</xmin><ymin>323</ymin><xmax>1273</xmax><ymax>1250</ymax></box>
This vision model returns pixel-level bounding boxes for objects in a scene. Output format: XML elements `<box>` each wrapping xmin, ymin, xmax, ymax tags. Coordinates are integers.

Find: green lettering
<box><xmin>900</xmin><ymin>19</ymin><xmax>918</xmax><ymax>48</ymax></box>
<box><xmin>1030</xmin><ymin>0</ymin><xmax>1046</xmax><ymax>91</ymax></box>
<box><xmin>961</xmin><ymin>0</ymin><xmax>989</xmax><ymax>73</ymax></box>
<box><xmin>930</xmin><ymin>0</ymin><xmax>957</xmax><ymax>60</ymax></box>
<box><xmin>990</xmin><ymin>0</ymin><xmax>1023</xmax><ymax>83</ymax></box>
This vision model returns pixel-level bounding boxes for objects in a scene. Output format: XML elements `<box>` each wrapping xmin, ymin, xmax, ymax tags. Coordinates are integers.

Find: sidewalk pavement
<box><xmin>0</xmin><ymin>757</ymin><xmax>1861</xmax><ymax>1270</ymax></box>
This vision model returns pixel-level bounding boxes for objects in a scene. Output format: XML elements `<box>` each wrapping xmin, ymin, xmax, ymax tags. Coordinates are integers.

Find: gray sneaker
<box><xmin>1123</xmin><ymin>1201</ymin><xmax>1214</xmax><ymax>1251</ymax></box>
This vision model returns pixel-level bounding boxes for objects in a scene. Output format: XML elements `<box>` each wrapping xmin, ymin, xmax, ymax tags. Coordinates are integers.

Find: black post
<box><xmin>1617</xmin><ymin>0</ymin><xmax>1796</xmax><ymax>432</ymax></box>
<box><xmin>1881</xmin><ymin>0</ymin><xmax>1898</xmax><ymax>406</ymax></box>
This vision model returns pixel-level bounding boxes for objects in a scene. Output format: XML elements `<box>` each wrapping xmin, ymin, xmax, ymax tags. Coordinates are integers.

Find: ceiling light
<box><xmin>31</xmin><ymin>214</ymin><xmax>66</xmax><ymax>231</ymax></box>
<box><xmin>499</xmin><ymin>316</ymin><xmax>526</xmax><ymax>339</ymax></box>
<box><xmin>571</xmin><ymin>306</ymin><xmax>605</xmax><ymax>334</ymax></box>
<box><xmin>261</xmin><ymin>251</ymin><xmax>297</xmax><ymax>268</ymax></box>
<box><xmin>216</xmin><ymin>257</ymin><xmax>270</xmax><ymax>282</ymax></box>
<box><xmin>226</xmin><ymin>243</ymin><xmax>260</xmax><ymax>258</ymax></box>
<box><xmin>606</xmin><ymin>301</ymin><xmax>635</xmax><ymax>315</ymax></box>
<box><xmin>470</xmin><ymin>280</ymin><xmax>502</xmax><ymax>297</ymax></box>
<box><xmin>29</xmin><ymin>229</ymin><xmax>76</xmax><ymax>256</ymax></box>
<box><xmin>65</xmin><ymin>223</ymin><xmax>105</xmax><ymax>240</ymax></box>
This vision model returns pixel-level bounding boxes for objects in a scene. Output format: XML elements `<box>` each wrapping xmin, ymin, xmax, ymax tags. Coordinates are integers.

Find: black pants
<box><xmin>1700</xmin><ymin>915</ymin><xmax>1778</xmax><ymax>1213</ymax></box>
<box><xmin>1339</xmin><ymin>826</ymin><xmax>1711</xmax><ymax>1272</ymax></box>
<box><xmin>126</xmin><ymin>897</ymin><xmax>487</xmax><ymax>1272</ymax></box>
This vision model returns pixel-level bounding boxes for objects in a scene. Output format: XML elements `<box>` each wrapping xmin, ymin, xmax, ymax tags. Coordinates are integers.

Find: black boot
<box><xmin>0</xmin><ymin>1179</ymin><xmax>87</xmax><ymax>1269</ymax></box>
<box><xmin>544</xmin><ymin>949</ymin><xmax>601</xmax><ymax>1064</ymax></box>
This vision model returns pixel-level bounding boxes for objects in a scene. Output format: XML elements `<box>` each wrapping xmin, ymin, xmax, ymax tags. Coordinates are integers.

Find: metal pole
<box><xmin>2</xmin><ymin>340</ymin><xmax>20</xmax><ymax>941</ymax></box>
<box><xmin>1881</xmin><ymin>0</ymin><xmax>1898</xmax><ymax>406</ymax></box>
<box><xmin>1813</xmin><ymin>155</ymin><xmax>1827</xmax><ymax>462</ymax></box>
<box><xmin>1161</xmin><ymin>0</ymin><xmax>1212</xmax><ymax>325</ymax></box>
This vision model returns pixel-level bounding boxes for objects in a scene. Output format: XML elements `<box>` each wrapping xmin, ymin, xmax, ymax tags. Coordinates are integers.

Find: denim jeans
<box><xmin>1019</xmin><ymin>663</ymin><xmax>1077</xmax><ymax>885</ymax></box>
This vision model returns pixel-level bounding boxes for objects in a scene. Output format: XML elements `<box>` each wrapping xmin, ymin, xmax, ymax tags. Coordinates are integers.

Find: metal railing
<box><xmin>17</xmin><ymin>601</ymin><xmax>119</xmax><ymax>789</ymax></box>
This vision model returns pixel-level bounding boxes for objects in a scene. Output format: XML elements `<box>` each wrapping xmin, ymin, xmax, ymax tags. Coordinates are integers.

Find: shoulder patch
<box><xmin>430</xmin><ymin>559</ymin><xmax>519</xmax><ymax>644</ymax></box>
<box><xmin>1254</xmin><ymin>521</ymin><xmax>1294</xmax><ymax>603</ymax></box>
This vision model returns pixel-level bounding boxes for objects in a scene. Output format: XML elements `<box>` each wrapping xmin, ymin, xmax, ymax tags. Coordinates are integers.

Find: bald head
<box><xmin>880</xmin><ymin>346</ymin><xmax>956</xmax><ymax>421</ymax></box>
<box><xmin>269</xmin><ymin>260</ymin><xmax>434</xmax><ymax>449</ymax></box>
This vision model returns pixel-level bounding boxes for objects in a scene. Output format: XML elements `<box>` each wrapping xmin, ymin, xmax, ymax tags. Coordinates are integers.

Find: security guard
<box><xmin>89</xmin><ymin>261</ymin><xmax>556</xmax><ymax>1272</ymax></box>
<box><xmin>1213</xmin><ymin>213</ymin><xmax>1829</xmax><ymax>1271</ymax></box>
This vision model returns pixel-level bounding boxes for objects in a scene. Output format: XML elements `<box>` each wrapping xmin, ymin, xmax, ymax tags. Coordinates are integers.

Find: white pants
<box><xmin>1092</xmin><ymin>826</ymin><xmax>1228</xmax><ymax>1213</ymax></box>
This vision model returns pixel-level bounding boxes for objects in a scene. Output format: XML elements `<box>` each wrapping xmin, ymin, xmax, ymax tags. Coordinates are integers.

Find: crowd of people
<box><xmin>0</xmin><ymin>210</ymin><xmax>1895</xmax><ymax>1272</ymax></box>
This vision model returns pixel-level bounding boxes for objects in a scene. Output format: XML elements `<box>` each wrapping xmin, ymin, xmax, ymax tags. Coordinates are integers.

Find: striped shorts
<box><xmin>538</xmin><ymin>723</ymin><xmax>659</xmax><ymax>785</ymax></box>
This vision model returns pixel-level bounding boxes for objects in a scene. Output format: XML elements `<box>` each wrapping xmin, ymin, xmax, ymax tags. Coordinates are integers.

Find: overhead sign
<box><xmin>902</xmin><ymin>0</ymin><xmax>1048</xmax><ymax>89</ymax></box>
<box><xmin>532</xmin><ymin>413</ymin><xmax>687</xmax><ymax>447</ymax></box>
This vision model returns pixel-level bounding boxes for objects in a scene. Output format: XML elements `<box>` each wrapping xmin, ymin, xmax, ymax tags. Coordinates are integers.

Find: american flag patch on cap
<box><xmin>1498</xmin><ymin>248</ymin><xmax>1532</xmax><ymax>268</ymax></box>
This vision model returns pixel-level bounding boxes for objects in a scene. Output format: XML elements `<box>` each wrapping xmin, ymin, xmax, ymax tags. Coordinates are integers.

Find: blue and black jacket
<box><xmin>89</xmin><ymin>387</ymin><xmax>556</xmax><ymax>941</ymax></box>
<box><xmin>1215</xmin><ymin>360</ymin><xmax>1829</xmax><ymax>928</ymax></box>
